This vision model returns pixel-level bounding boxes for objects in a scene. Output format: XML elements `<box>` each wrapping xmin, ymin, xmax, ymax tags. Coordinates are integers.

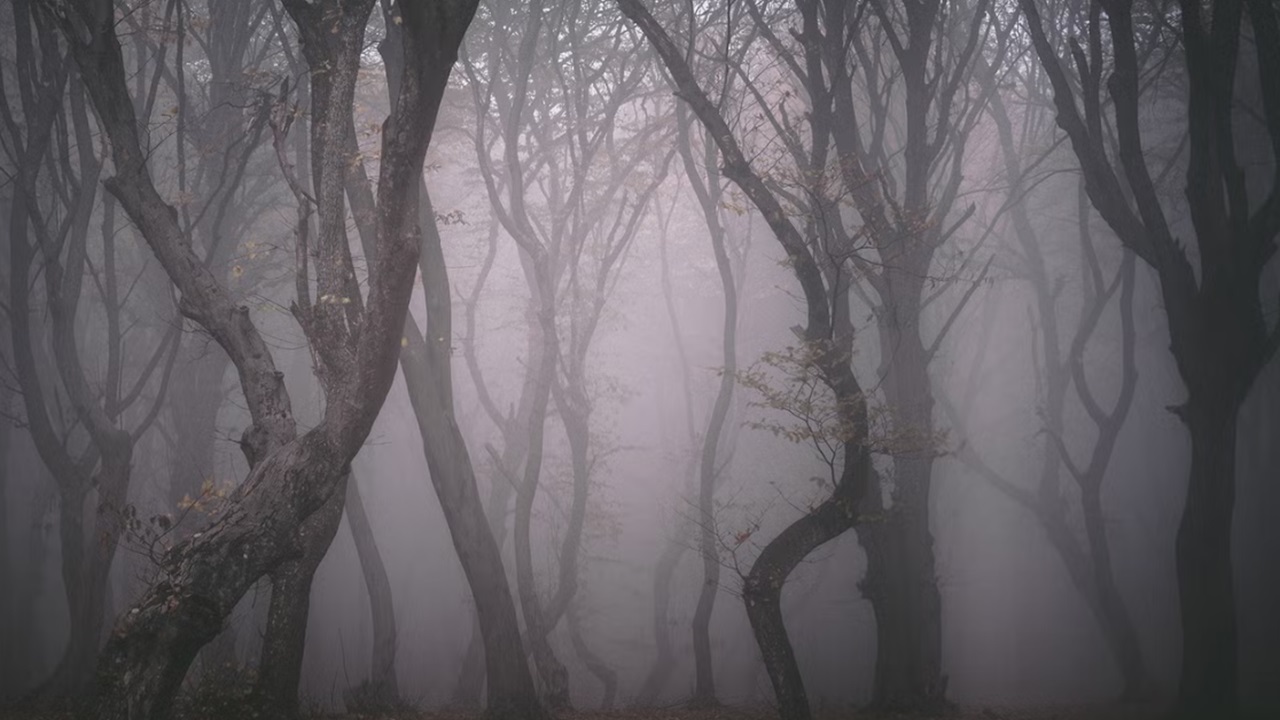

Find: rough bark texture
<box><xmin>47</xmin><ymin>1</ymin><xmax>479</xmax><ymax>717</ymax></box>
<box><xmin>255</xmin><ymin>480</ymin><xmax>349</xmax><ymax>717</ymax></box>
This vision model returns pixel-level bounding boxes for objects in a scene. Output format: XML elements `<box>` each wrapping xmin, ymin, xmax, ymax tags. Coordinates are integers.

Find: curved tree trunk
<box><xmin>676</xmin><ymin>104</ymin><xmax>738</xmax><ymax>710</ymax></box>
<box><xmin>405</xmin><ymin>182</ymin><xmax>547</xmax><ymax>720</ymax></box>
<box><xmin>341</xmin><ymin>92</ymin><xmax>544</xmax><ymax>716</ymax></box>
<box><xmin>346</xmin><ymin>473</ymin><xmax>400</xmax><ymax>700</ymax></box>
<box><xmin>633</xmin><ymin>523</ymin><xmax>691</xmax><ymax>705</ymax></box>
<box><xmin>56</xmin><ymin>2</ymin><xmax>478</xmax><ymax>717</ymax></box>
<box><xmin>567</xmin><ymin>601</ymin><xmax>617</xmax><ymax>710</ymax></box>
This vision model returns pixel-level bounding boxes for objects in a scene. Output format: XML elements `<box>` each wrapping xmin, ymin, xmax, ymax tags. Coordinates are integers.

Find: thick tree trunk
<box><xmin>867</xmin><ymin>311</ymin><xmax>945</xmax><ymax>711</ymax></box>
<box><xmin>861</xmin><ymin>486</ymin><xmax>945</xmax><ymax>711</ymax></box>
<box><xmin>255</xmin><ymin>477</ymin><xmax>348</xmax><ymax>717</ymax></box>
<box><xmin>0</xmin><ymin>402</ymin><xmax>13</xmax><ymax>695</ymax></box>
<box><xmin>1175</xmin><ymin>399</ymin><xmax>1239</xmax><ymax>718</ymax></box>
<box><xmin>346</xmin><ymin>474</ymin><xmax>399</xmax><ymax>700</ymax></box>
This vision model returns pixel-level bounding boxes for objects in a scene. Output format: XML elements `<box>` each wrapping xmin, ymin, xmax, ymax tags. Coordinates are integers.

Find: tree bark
<box><xmin>346</xmin><ymin>473</ymin><xmax>400</xmax><ymax>700</ymax></box>
<box><xmin>255</xmin><ymin>478</ymin><xmax>349</xmax><ymax>717</ymax></box>
<box><xmin>49</xmin><ymin>1</ymin><xmax>477</xmax><ymax>716</ymax></box>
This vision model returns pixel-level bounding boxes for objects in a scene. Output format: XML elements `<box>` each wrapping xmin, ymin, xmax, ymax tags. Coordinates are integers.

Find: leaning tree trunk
<box><xmin>342</xmin><ymin>128</ymin><xmax>545</xmax><ymax>718</ymax></box>
<box><xmin>255</xmin><ymin>477</ymin><xmax>349</xmax><ymax>717</ymax></box>
<box><xmin>346</xmin><ymin>473</ymin><xmax>400</xmax><ymax>701</ymax></box>
<box><xmin>743</xmin><ymin>469</ymin><xmax>871</xmax><ymax>720</ymax></box>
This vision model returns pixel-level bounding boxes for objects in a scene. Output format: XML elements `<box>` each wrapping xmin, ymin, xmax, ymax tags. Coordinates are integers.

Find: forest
<box><xmin>0</xmin><ymin>1</ymin><xmax>1276</xmax><ymax>719</ymax></box>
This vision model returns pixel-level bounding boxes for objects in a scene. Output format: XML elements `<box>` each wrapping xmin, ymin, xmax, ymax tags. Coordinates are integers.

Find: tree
<box><xmin>463</xmin><ymin>0</ymin><xmax>672</xmax><ymax>705</ymax></box>
<box><xmin>733</xmin><ymin>0</ymin><xmax>996</xmax><ymax>707</ymax></box>
<box><xmin>1019</xmin><ymin>0</ymin><xmax>1280</xmax><ymax>715</ymax></box>
<box><xmin>616</xmin><ymin>3</ymin><xmax>880</xmax><ymax>720</ymax></box>
<box><xmin>44</xmin><ymin>0</ymin><xmax>480</xmax><ymax>717</ymax></box>
<box><xmin>1</xmin><ymin>0</ymin><xmax>179</xmax><ymax>693</ymax></box>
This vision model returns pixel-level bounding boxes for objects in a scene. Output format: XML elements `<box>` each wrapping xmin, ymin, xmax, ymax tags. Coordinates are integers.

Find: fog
<box><xmin>1</xmin><ymin>1</ymin><xmax>1277</xmax><ymax>719</ymax></box>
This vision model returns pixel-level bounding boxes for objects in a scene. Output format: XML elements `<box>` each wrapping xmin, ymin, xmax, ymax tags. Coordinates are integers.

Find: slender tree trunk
<box><xmin>39</xmin><ymin>443</ymin><xmax>132</xmax><ymax>698</ymax></box>
<box><xmin>453</xmin><ymin>356</ymin><xmax>532</xmax><ymax>707</ymax></box>
<box><xmin>1175</xmin><ymin>397</ymin><xmax>1239</xmax><ymax>718</ymax></box>
<box><xmin>634</xmin><ymin>523</ymin><xmax>691</xmax><ymax>705</ymax></box>
<box><xmin>567</xmin><ymin>601</ymin><xmax>616</xmax><ymax>710</ymax></box>
<box><xmin>1079</xmin><ymin>485</ymin><xmax>1145</xmax><ymax>700</ymax></box>
<box><xmin>341</xmin><ymin>97</ymin><xmax>542</xmax><ymax>716</ymax></box>
<box><xmin>255</xmin><ymin>476</ymin><xmax>349</xmax><ymax>717</ymax></box>
<box><xmin>510</xmin><ymin>279</ymin><xmax>571</xmax><ymax>709</ymax></box>
<box><xmin>345</xmin><ymin>474</ymin><xmax>399</xmax><ymax>700</ymax></box>
<box><xmin>403</xmin><ymin>183</ymin><xmax>546</xmax><ymax>720</ymax></box>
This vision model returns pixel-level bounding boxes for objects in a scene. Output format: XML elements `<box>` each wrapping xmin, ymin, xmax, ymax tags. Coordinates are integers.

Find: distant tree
<box><xmin>1</xmin><ymin>0</ymin><xmax>179</xmax><ymax>694</ymax></box>
<box><xmin>462</xmin><ymin>0</ymin><xmax>672</xmax><ymax>706</ymax></box>
<box><xmin>1019</xmin><ymin>0</ymin><xmax>1280</xmax><ymax>715</ymax></box>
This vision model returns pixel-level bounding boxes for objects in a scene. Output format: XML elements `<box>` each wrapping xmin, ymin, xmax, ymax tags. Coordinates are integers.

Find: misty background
<box><xmin>0</xmin><ymin>0</ymin><xmax>1277</xmax><ymax>718</ymax></box>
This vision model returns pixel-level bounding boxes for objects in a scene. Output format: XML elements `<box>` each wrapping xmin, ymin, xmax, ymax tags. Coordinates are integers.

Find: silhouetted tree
<box><xmin>1020</xmin><ymin>0</ymin><xmax>1280</xmax><ymax>715</ymax></box>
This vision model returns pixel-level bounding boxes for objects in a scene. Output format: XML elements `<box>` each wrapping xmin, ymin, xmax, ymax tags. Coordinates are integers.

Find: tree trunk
<box><xmin>567</xmin><ymin>602</ymin><xmax>617</xmax><ymax>710</ymax></box>
<box><xmin>39</xmin><ymin>443</ymin><xmax>132</xmax><ymax>698</ymax></box>
<box><xmin>346</xmin><ymin>473</ymin><xmax>399</xmax><ymax>700</ymax></box>
<box><xmin>633</xmin><ymin>525</ymin><xmax>690</xmax><ymax>705</ymax></box>
<box><xmin>255</xmin><ymin>476</ymin><xmax>349</xmax><ymax>717</ymax></box>
<box><xmin>742</xmin><ymin>483</ymin><xmax>867</xmax><ymax>720</ymax></box>
<box><xmin>861</xmin><ymin>489</ymin><xmax>945</xmax><ymax>711</ymax></box>
<box><xmin>401</xmin><ymin>182</ymin><xmax>547</xmax><ymax>720</ymax></box>
<box><xmin>1079</xmin><ymin>484</ymin><xmax>1146</xmax><ymax>700</ymax></box>
<box><xmin>0</xmin><ymin>401</ymin><xmax>12</xmax><ymax>694</ymax></box>
<box><xmin>452</xmin><ymin>366</ymin><xmax>532</xmax><ymax>708</ymax></box>
<box><xmin>867</xmin><ymin>311</ymin><xmax>945</xmax><ymax>711</ymax></box>
<box><xmin>1175</xmin><ymin>399</ymin><xmax>1239</xmax><ymax>718</ymax></box>
<box><xmin>341</xmin><ymin>113</ymin><xmax>542</xmax><ymax>718</ymax></box>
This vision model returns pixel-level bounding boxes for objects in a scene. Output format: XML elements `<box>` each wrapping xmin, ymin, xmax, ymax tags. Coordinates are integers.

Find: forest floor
<box><xmin>0</xmin><ymin>704</ymin><xmax>1184</xmax><ymax>720</ymax></box>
